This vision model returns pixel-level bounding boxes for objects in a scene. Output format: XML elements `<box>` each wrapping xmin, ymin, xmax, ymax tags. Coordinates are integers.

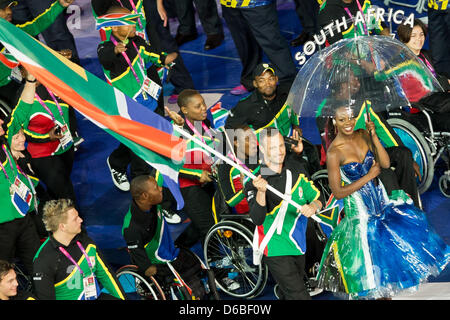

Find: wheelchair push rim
<box><xmin>387</xmin><ymin>117</ymin><xmax>434</xmax><ymax>194</ymax></box>
<box><xmin>203</xmin><ymin>220</ymin><xmax>268</xmax><ymax>299</ymax></box>
<box><xmin>116</xmin><ymin>265</ymin><xmax>166</xmax><ymax>300</ymax></box>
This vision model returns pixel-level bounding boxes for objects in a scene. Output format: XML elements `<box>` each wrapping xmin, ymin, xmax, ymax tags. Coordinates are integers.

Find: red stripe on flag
<box><xmin>21</xmin><ymin>62</ymin><xmax>186</xmax><ymax>162</ymax></box>
<box><xmin>0</xmin><ymin>52</ymin><xmax>19</xmax><ymax>69</ymax></box>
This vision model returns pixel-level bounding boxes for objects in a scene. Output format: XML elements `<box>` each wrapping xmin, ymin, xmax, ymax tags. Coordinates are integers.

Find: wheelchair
<box><xmin>13</xmin><ymin>262</ymin><xmax>33</xmax><ymax>294</ymax></box>
<box><xmin>203</xmin><ymin>139</ymin><xmax>333</xmax><ymax>299</ymax></box>
<box><xmin>0</xmin><ymin>97</ymin><xmax>11</xmax><ymax>122</ymax></box>
<box><xmin>202</xmin><ymin>172</ymin><xmax>268</xmax><ymax>299</ymax></box>
<box><xmin>386</xmin><ymin>105</ymin><xmax>450</xmax><ymax>197</ymax></box>
<box><xmin>116</xmin><ymin>248</ymin><xmax>220</xmax><ymax>300</ymax></box>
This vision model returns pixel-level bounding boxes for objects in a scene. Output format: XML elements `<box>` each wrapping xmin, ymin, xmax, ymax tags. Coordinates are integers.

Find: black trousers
<box><xmin>108</xmin><ymin>143</ymin><xmax>151</xmax><ymax>179</ymax></box>
<box><xmin>175</xmin><ymin>183</ymin><xmax>215</xmax><ymax>248</ymax></box>
<box><xmin>30</xmin><ymin>146</ymin><xmax>76</xmax><ymax>203</ymax></box>
<box><xmin>143</xmin><ymin>0</ymin><xmax>196</xmax><ymax>94</ymax></box>
<box><xmin>263</xmin><ymin>254</ymin><xmax>311</xmax><ymax>300</ymax></box>
<box><xmin>173</xmin><ymin>0</ymin><xmax>224</xmax><ymax>36</ymax></box>
<box><xmin>293</xmin><ymin>0</ymin><xmax>319</xmax><ymax>34</ymax></box>
<box><xmin>0</xmin><ymin>215</ymin><xmax>40</xmax><ymax>276</ymax></box>
<box><xmin>12</xmin><ymin>0</ymin><xmax>80</xmax><ymax>65</ymax></box>
<box><xmin>428</xmin><ymin>8</ymin><xmax>450</xmax><ymax>78</ymax></box>
<box><xmin>380</xmin><ymin>146</ymin><xmax>419</xmax><ymax>207</ymax></box>
<box><xmin>221</xmin><ymin>3</ymin><xmax>297</xmax><ymax>91</ymax></box>
<box><xmin>0</xmin><ymin>80</ymin><xmax>22</xmax><ymax>109</ymax></box>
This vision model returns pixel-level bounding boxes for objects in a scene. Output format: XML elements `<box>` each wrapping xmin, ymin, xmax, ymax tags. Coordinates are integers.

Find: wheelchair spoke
<box><xmin>204</xmin><ymin>223</ymin><xmax>268</xmax><ymax>298</ymax></box>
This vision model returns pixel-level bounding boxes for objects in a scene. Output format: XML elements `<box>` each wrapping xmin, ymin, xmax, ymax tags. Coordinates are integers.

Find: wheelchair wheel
<box><xmin>14</xmin><ymin>264</ymin><xmax>33</xmax><ymax>293</ymax></box>
<box><xmin>0</xmin><ymin>98</ymin><xmax>11</xmax><ymax>122</ymax></box>
<box><xmin>116</xmin><ymin>265</ymin><xmax>166</xmax><ymax>300</ymax></box>
<box><xmin>387</xmin><ymin>118</ymin><xmax>434</xmax><ymax>194</ymax></box>
<box><xmin>439</xmin><ymin>174</ymin><xmax>450</xmax><ymax>198</ymax></box>
<box><xmin>311</xmin><ymin>169</ymin><xmax>336</xmax><ymax>238</ymax></box>
<box><xmin>311</xmin><ymin>169</ymin><xmax>332</xmax><ymax>204</ymax></box>
<box><xmin>203</xmin><ymin>220</ymin><xmax>268</xmax><ymax>299</ymax></box>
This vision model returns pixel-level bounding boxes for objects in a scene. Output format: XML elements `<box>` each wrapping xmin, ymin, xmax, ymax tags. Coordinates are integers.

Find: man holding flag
<box><xmin>245</xmin><ymin>127</ymin><xmax>322</xmax><ymax>300</ymax></box>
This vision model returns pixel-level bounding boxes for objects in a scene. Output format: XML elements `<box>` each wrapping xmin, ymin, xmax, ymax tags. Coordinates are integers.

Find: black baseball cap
<box><xmin>253</xmin><ymin>63</ymin><xmax>276</xmax><ymax>78</ymax></box>
<box><xmin>0</xmin><ymin>1</ymin><xmax>17</xmax><ymax>9</ymax></box>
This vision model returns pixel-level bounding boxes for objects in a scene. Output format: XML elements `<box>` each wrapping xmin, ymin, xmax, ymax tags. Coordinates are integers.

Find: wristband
<box><xmin>310</xmin><ymin>201</ymin><xmax>320</xmax><ymax>212</ymax></box>
<box><xmin>26</xmin><ymin>79</ymin><xmax>37</xmax><ymax>83</ymax></box>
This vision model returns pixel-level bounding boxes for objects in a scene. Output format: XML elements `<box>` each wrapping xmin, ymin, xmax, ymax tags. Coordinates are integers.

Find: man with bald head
<box><xmin>122</xmin><ymin>176</ymin><xmax>202</xmax><ymax>291</ymax></box>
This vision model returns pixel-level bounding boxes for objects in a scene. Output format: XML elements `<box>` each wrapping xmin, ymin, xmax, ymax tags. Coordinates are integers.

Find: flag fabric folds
<box><xmin>0</xmin><ymin>19</ymin><xmax>186</xmax><ymax>209</ymax></box>
<box><xmin>315</xmin><ymin>194</ymin><xmax>344</xmax><ymax>236</ymax></box>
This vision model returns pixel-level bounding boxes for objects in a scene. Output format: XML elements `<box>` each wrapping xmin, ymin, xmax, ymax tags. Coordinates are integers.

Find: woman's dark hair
<box><xmin>397</xmin><ymin>19</ymin><xmax>427</xmax><ymax>44</ymax></box>
<box><xmin>324</xmin><ymin>117</ymin><xmax>337</xmax><ymax>149</ymax></box>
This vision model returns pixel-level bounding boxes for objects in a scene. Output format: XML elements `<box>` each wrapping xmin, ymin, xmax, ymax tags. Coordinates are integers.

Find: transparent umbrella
<box><xmin>287</xmin><ymin>35</ymin><xmax>443</xmax><ymax>144</ymax></box>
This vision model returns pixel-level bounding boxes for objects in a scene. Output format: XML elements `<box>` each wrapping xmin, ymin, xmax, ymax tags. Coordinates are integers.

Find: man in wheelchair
<box><xmin>216</xmin><ymin>125</ymin><xmax>261</xmax><ymax>215</ymax></box>
<box><xmin>122</xmin><ymin>175</ymin><xmax>207</xmax><ymax>299</ymax></box>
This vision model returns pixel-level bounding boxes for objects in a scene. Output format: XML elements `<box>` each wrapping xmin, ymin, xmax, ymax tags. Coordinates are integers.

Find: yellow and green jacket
<box><xmin>32</xmin><ymin>233</ymin><xmax>126</xmax><ymax>300</ymax></box>
<box><xmin>1</xmin><ymin>100</ymin><xmax>39</xmax><ymax>224</ymax></box>
<box><xmin>0</xmin><ymin>1</ymin><xmax>66</xmax><ymax>87</ymax></box>
<box><xmin>246</xmin><ymin>155</ymin><xmax>320</xmax><ymax>257</ymax></box>
<box><xmin>12</xmin><ymin>90</ymin><xmax>72</xmax><ymax>158</ymax></box>
<box><xmin>97</xmin><ymin>35</ymin><xmax>166</xmax><ymax>101</ymax></box>
<box><xmin>0</xmin><ymin>141</ymin><xmax>39</xmax><ymax>224</ymax></box>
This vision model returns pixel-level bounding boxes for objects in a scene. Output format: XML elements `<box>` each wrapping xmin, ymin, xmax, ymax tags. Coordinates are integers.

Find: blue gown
<box><xmin>317</xmin><ymin>150</ymin><xmax>450</xmax><ymax>299</ymax></box>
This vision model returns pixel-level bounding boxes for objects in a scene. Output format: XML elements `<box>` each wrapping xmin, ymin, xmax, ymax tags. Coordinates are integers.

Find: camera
<box><xmin>54</xmin><ymin>126</ymin><xmax>62</xmax><ymax>135</ymax></box>
<box><xmin>284</xmin><ymin>136</ymin><xmax>301</xmax><ymax>147</ymax></box>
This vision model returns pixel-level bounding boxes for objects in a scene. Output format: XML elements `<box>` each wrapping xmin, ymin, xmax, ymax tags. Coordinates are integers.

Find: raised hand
<box><xmin>58</xmin><ymin>0</ymin><xmax>74</xmax><ymax>8</ymax></box>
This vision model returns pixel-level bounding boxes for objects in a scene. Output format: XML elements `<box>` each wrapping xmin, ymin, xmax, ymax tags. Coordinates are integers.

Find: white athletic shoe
<box><xmin>107</xmin><ymin>157</ymin><xmax>130</xmax><ymax>191</ymax></box>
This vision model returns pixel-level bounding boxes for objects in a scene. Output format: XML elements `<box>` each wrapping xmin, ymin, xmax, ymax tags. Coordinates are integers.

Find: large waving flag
<box><xmin>0</xmin><ymin>18</ymin><xmax>186</xmax><ymax>209</ymax></box>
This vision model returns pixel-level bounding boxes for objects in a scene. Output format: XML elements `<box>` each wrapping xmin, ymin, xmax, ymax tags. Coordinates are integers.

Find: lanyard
<box><xmin>1</xmin><ymin>144</ymin><xmax>37</xmax><ymax>210</ymax></box>
<box><xmin>110</xmin><ymin>35</ymin><xmax>145</xmax><ymax>86</ymax></box>
<box><xmin>344</xmin><ymin>4</ymin><xmax>366</xmax><ymax>36</ymax></box>
<box><xmin>0</xmin><ymin>144</ymin><xmax>15</xmax><ymax>183</ymax></box>
<box><xmin>185</xmin><ymin>119</ymin><xmax>215</xmax><ymax>145</ymax></box>
<box><xmin>34</xmin><ymin>93</ymin><xmax>66</xmax><ymax>125</ymax></box>
<box><xmin>227</xmin><ymin>151</ymin><xmax>251</xmax><ymax>173</ymax></box>
<box><xmin>59</xmin><ymin>241</ymin><xmax>94</xmax><ymax>276</ymax></box>
<box><xmin>419</xmin><ymin>53</ymin><xmax>437</xmax><ymax>77</ymax></box>
<box><xmin>227</xmin><ymin>152</ymin><xmax>261</xmax><ymax>184</ymax></box>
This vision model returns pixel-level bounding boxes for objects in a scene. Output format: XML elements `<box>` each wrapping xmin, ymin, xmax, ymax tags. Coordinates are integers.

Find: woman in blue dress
<box><xmin>317</xmin><ymin>105</ymin><xmax>450</xmax><ymax>299</ymax></box>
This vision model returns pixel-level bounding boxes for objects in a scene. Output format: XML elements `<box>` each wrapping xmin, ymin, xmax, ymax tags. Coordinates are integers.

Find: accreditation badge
<box><xmin>83</xmin><ymin>274</ymin><xmax>99</xmax><ymax>300</ymax></box>
<box><xmin>142</xmin><ymin>76</ymin><xmax>162</xmax><ymax>100</ymax></box>
<box><xmin>59</xmin><ymin>124</ymin><xmax>73</xmax><ymax>150</ymax></box>
<box><xmin>10</xmin><ymin>176</ymin><xmax>32</xmax><ymax>216</ymax></box>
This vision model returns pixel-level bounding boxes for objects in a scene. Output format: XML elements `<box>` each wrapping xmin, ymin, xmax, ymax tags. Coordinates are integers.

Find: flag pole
<box><xmin>172</xmin><ymin>125</ymin><xmax>324</xmax><ymax>222</ymax></box>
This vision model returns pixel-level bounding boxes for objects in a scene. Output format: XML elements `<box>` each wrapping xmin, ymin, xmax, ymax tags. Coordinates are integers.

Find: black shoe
<box><xmin>175</xmin><ymin>32</ymin><xmax>198</xmax><ymax>46</ymax></box>
<box><xmin>159</xmin><ymin>207</ymin><xmax>181</xmax><ymax>224</ymax></box>
<box><xmin>204</xmin><ymin>33</ymin><xmax>224</xmax><ymax>51</ymax></box>
<box><xmin>290</xmin><ymin>31</ymin><xmax>311</xmax><ymax>47</ymax></box>
<box><xmin>107</xmin><ymin>157</ymin><xmax>130</xmax><ymax>191</ymax></box>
